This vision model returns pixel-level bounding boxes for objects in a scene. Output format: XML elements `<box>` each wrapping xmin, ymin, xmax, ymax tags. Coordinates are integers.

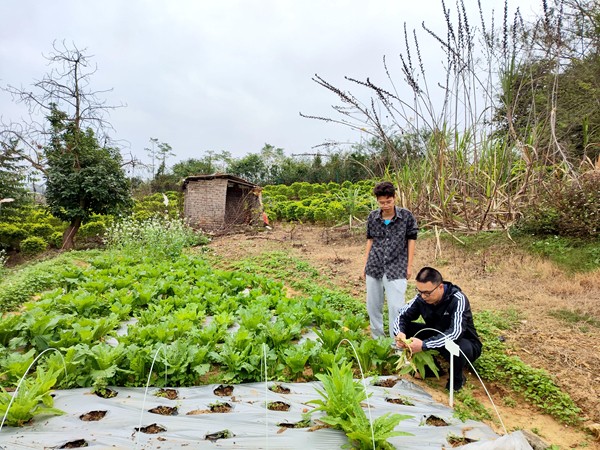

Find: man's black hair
<box><xmin>416</xmin><ymin>267</ymin><xmax>443</xmax><ymax>284</ymax></box>
<box><xmin>373</xmin><ymin>181</ymin><xmax>396</xmax><ymax>198</ymax></box>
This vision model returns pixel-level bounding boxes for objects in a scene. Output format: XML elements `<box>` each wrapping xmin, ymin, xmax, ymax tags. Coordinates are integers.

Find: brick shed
<box><xmin>182</xmin><ymin>174</ymin><xmax>263</xmax><ymax>230</ymax></box>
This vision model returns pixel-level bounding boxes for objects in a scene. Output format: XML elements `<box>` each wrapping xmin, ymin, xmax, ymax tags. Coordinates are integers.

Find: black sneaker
<box><xmin>445</xmin><ymin>378</ymin><xmax>464</xmax><ymax>392</ymax></box>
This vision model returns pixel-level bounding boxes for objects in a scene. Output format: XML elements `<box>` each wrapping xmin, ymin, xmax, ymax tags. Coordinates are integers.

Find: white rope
<box><xmin>412</xmin><ymin>327</ymin><xmax>507</xmax><ymax>434</ymax></box>
<box><xmin>337</xmin><ymin>338</ymin><xmax>376</xmax><ymax>450</ymax></box>
<box><xmin>133</xmin><ymin>344</ymin><xmax>167</xmax><ymax>449</ymax></box>
<box><xmin>0</xmin><ymin>348</ymin><xmax>67</xmax><ymax>432</ymax></box>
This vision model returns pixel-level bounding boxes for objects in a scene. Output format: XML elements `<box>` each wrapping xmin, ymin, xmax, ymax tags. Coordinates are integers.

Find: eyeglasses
<box><xmin>415</xmin><ymin>283</ymin><xmax>441</xmax><ymax>297</ymax></box>
<box><xmin>377</xmin><ymin>198</ymin><xmax>395</xmax><ymax>207</ymax></box>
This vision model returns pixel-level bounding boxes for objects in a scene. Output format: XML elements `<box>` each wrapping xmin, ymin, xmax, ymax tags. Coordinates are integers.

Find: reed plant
<box><xmin>304</xmin><ymin>0</ymin><xmax>598</xmax><ymax>232</ymax></box>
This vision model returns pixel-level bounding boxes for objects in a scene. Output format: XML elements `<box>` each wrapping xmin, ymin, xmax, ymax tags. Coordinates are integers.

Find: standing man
<box><xmin>362</xmin><ymin>181</ymin><xmax>418</xmax><ymax>339</ymax></box>
<box><xmin>393</xmin><ymin>267</ymin><xmax>483</xmax><ymax>391</ymax></box>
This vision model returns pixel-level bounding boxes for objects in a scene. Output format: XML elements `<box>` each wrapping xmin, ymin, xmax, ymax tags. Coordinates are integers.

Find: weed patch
<box><xmin>474</xmin><ymin>310</ymin><xmax>581</xmax><ymax>424</ymax></box>
<box><xmin>549</xmin><ymin>309</ymin><xmax>600</xmax><ymax>330</ymax></box>
<box><xmin>0</xmin><ymin>250</ymin><xmax>102</xmax><ymax>312</ymax></box>
<box><xmin>227</xmin><ymin>251</ymin><xmax>366</xmax><ymax>316</ymax></box>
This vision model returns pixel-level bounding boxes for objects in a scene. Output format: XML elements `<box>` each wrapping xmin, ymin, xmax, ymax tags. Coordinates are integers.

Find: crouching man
<box><xmin>393</xmin><ymin>267</ymin><xmax>482</xmax><ymax>391</ymax></box>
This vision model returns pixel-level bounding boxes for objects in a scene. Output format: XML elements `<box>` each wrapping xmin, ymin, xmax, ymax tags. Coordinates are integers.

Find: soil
<box><xmin>386</xmin><ymin>397</ymin><xmax>414</xmax><ymax>406</ymax></box>
<box><xmin>426</xmin><ymin>415</ymin><xmax>451</xmax><ymax>426</ymax></box>
<box><xmin>134</xmin><ymin>423</ymin><xmax>166</xmax><ymax>434</ymax></box>
<box><xmin>79</xmin><ymin>410</ymin><xmax>107</xmax><ymax>421</ymax></box>
<box><xmin>209</xmin><ymin>402</ymin><xmax>232</xmax><ymax>413</ymax></box>
<box><xmin>213</xmin><ymin>384</ymin><xmax>234</xmax><ymax>396</ymax></box>
<box><xmin>277</xmin><ymin>419</ymin><xmax>311</xmax><ymax>429</ymax></box>
<box><xmin>207</xmin><ymin>223</ymin><xmax>600</xmax><ymax>449</ymax></box>
<box><xmin>155</xmin><ymin>388</ymin><xmax>178</xmax><ymax>400</ymax></box>
<box><xmin>94</xmin><ymin>388</ymin><xmax>117</xmax><ymax>399</ymax></box>
<box><xmin>59</xmin><ymin>439</ymin><xmax>88</xmax><ymax>448</ymax></box>
<box><xmin>447</xmin><ymin>433</ymin><xmax>478</xmax><ymax>447</ymax></box>
<box><xmin>374</xmin><ymin>377</ymin><xmax>401</xmax><ymax>388</ymax></box>
<box><xmin>148</xmin><ymin>405</ymin><xmax>178</xmax><ymax>416</ymax></box>
<box><xmin>186</xmin><ymin>409</ymin><xmax>212</xmax><ymax>415</ymax></box>
<box><xmin>270</xmin><ymin>384</ymin><xmax>291</xmax><ymax>394</ymax></box>
<box><xmin>267</xmin><ymin>401</ymin><xmax>291</xmax><ymax>411</ymax></box>
<box><xmin>204</xmin><ymin>430</ymin><xmax>234</xmax><ymax>441</ymax></box>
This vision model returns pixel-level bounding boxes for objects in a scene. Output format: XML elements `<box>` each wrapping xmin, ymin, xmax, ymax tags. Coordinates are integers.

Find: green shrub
<box><xmin>312</xmin><ymin>184</ymin><xmax>326</xmax><ymax>194</ymax></box>
<box><xmin>304</xmin><ymin>206</ymin><xmax>316</xmax><ymax>222</ymax></box>
<box><xmin>518</xmin><ymin>173</ymin><xmax>600</xmax><ymax>237</ymax></box>
<box><xmin>79</xmin><ymin>221</ymin><xmax>106</xmax><ymax>238</ymax></box>
<box><xmin>264</xmin><ymin>208</ymin><xmax>277</xmax><ymax>222</ymax></box>
<box><xmin>271</xmin><ymin>201</ymin><xmax>291</xmax><ymax>221</ymax></box>
<box><xmin>327</xmin><ymin>182</ymin><xmax>340</xmax><ymax>192</ymax></box>
<box><xmin>298</xmin><ymin>186</ymin><xmax>313</xmax><ymax>199</ymax></box>
<box><xmin>327</xmin><ymin>201</ymin><xmax>347</xmax><ymax>223</ymax></box>
<box><xmin>314</xmin><ymin>206</ymin><xmax>333</xmax><ymax>223</ymax></box>
<box><xmin>295</xmin><ymin>205</ymin><xmax>308</xmax><ymax>221</ymax></box>
<box><xmin>284</xmin><ymin>202</ymin><xmax>302</xmax><ymax>221</ymax></box>
<box><xmin>276</xmin><ymin>185</ymin><xmax>293</xmax><ymax>199</ymax></box>
<box><xmin>133</xmin><ymin>191</ymin><xmax>182</xmax><ymax>220</ymax></box>
<box><xmin>20</xmin><ymin>236</ymin><xmax>47</xmax><ymax>256</ymax></box>
<box><xmin>28</xmin><ymin>223</ymin><xmax>56</xmax><ymax>239</ymax></box>
<box><xmin>273</xmin><ymin>194</ymin><xmax>288</xmax><ymax>203</ymax></box>
<box><xmin>0</xmin><ymin>223</ymin><xmax>28</xmax><ymax>249</ymax></box>
<box><xmin>48</xmin><ymin>232</ymin><xmax>63</xmax><ymax>249</ymax></box>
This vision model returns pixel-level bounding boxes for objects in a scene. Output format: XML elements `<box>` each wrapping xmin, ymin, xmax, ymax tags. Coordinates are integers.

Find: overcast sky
<box><xmin>1</xmin><ymin>0</ymin><xmax>541</xmax><ymax>173</ymax></box>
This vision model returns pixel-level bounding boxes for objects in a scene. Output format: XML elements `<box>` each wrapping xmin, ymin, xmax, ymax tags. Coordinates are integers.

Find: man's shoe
<box><xmin>445</xmin><ymin>378</ymin><xmax>464</xmax><ymax>392</ymax></box>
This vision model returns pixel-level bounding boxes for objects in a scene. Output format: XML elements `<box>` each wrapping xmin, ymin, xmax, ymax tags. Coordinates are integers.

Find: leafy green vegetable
<box><xmin>0</xmin><ymin>367</ymin><xmax>64</xmax><ymax>427</ymax></box>
<box><xmin>309</xmin><ymin>361</ymin><xmax>412</xmax><ymax>449</ymax></box>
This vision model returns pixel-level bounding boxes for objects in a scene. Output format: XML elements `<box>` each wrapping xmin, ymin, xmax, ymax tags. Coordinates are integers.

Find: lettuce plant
<box><xmin>0</xmin><ymin>368</ymin><xmax>64</xmax><ymax>427</ymax></box>
<box><xmin>282</xmin><ymin>340</ymin><xmax>318</xmax><ymax>380</ymax></box>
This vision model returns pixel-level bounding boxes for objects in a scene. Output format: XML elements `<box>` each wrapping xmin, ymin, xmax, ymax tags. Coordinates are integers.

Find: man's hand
<box><xmin>407</xmin><ymin>266</ymin><xmax>413</xmax><ymax>280</ymax></box>
<box><xmin>394</xmin><ymin>333</ymin><xmax>407</xmax><ymax>348</ymax></box>
<box><xmin>407</xmin><ymin>337</ymin><xmax>423</xmax><ymax>354</ymax></box>
<box><xmin>360</xmin><ymin>267</ymin><xmax>366</xmax><ymax>280</ymax></box>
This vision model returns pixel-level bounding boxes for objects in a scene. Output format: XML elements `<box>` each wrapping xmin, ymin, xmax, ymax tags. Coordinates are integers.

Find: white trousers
<box><xmin>366</xmin><ymin>275</ymin><xmax>407</xmax><ymax>339</ymax></box>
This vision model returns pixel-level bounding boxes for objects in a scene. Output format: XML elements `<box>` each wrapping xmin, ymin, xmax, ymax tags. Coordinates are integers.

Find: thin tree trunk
<box><xmin>61</xmin><ymin>216</ymin><xmax>82</xmax><ymax>250</ymax></box>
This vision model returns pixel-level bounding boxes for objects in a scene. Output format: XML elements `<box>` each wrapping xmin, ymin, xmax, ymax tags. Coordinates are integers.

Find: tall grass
<box><xmin>390</xmin><ymin>132</ymin><xmax>527</xmax><ymax>230</ymax></box>
<box><xmin>305</xmin><ymin>0</ymin><xmax>597</xmax><ymax>231</ymax></box>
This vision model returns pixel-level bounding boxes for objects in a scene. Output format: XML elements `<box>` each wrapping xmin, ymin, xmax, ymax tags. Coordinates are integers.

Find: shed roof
<box><xmin>182</xmin><ymin>173</ymin><xmax>259</xmax><ymax>189</ymax></box>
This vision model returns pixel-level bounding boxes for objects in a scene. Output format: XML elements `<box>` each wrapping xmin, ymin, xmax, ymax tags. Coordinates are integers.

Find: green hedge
<box><xmin>20</xmin><ymin>236</ymin><xmax>47</xmax><ymax>256</ymax></box>
<box><xmin>263</xmin><ymin>181</ymin><xmax>376</xmax><ymax>225</ymax></box>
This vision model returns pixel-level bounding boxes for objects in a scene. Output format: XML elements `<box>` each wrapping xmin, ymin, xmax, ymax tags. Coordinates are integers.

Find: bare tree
<box><xmin>1</xmin><ymin>41</ymin><xmax>122</xmax><ymax>169</ymax></box>
<box><xmin>1</xmin><ymin>41</ymin><xmax>131</xmax><ymax>249</ymax></box>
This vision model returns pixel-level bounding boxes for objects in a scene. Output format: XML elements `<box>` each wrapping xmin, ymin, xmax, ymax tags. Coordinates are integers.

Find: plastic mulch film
<box><xmin>0</xmin><ymin>376</ymin><xmax>529</xmax><ymax>450</ymax></box>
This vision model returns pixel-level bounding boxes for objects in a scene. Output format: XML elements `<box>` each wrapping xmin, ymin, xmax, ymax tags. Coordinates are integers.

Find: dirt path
<box><xmin>208</xmin><ymin>224</ymin><xmax>600</xmax><ymax>448</ymax></box>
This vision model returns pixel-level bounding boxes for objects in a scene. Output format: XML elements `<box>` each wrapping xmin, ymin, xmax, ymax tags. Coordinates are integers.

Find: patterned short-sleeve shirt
<box><xmin>365</xmin><ymin>206</ymin><xmax>418</xmax><ymax>280</ymax></box>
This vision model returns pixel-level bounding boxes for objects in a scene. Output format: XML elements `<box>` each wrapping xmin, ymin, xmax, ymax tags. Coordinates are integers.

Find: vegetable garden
<box><xmin>0</xmin><ymin>243</ymin><xmax>517</xmax><ymax>448</ymax></box>
<box><xmin>0</xmin><ymin>186</ymin><xmax>596</xmax><ymax>448</ymax></box>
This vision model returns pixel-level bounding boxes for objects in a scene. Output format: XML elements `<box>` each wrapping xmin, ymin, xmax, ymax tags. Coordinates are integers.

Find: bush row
<box><xmin>263</xmin><ymin>181</ymin><xmax>376</xmax><ymax>224</ymax></box>
<box><xmin>0</xmin><ymin>191</ymin><xmax>185</xmax><ymax>256</ymax></box>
